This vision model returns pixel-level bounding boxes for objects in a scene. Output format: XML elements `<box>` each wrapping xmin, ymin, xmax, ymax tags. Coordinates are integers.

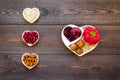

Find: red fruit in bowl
<box><xmin>71</xmin><ymin>28</ymin><xmax>81</xmax><ymax>39</ymax></box>
<box><xmin>63</xmin><ymin>26</ymin><xmax>81</xmax><ymax>42</ymax></box>
<box><xmin>22</xmin><ymin>30</ymin><xmax>39</xmax><ymax>46</ymax></box>
<box><xmin>64</xmin><ymin>26</ymin><xmax>72</xmax><ymax>38</ymax></box>
<box><xmin>64</xmin><ymin>26</ymin><xmax>75</xmax><ymax>42</ymax></box>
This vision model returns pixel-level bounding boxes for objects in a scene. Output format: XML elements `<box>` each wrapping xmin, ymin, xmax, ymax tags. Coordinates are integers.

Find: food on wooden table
<box><xmin>22</xmin><ymin>53</ymin><xmax>39</xmax><ymax>69</ymax></box>
<box><xmin>23</xmin><ymin>7</ymin><xmax>40</xmax><ymax>24</ymax></box>
<box><xmin>23</xmin><ymin>54</ymin><xmax>37</xmax><ymax>67</ymax></box>
<box><xmin>64</xmin><ymin>26</ymin><xmax>81</xmax><ymax>42</ymax></box>
<box><xmin>22</xmin><ymin>30</ymin><xmax>39</xmax><ymax>46</ymax></box>
<box><xmin>83</xmin><ymin>26</ymin><xmax>100</xmax><ymax>45</ymax></box>
<box><xmin>62</xmin><ymin>24</ymin><xmax>101</xmax><ymax>56</ymax></box>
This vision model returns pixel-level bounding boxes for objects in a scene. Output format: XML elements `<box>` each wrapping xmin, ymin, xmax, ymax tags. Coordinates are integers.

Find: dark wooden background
<box><xmin>0</xmin><ymin>0</ymin><xmax>120</xmax><ymax>80</ymax></box>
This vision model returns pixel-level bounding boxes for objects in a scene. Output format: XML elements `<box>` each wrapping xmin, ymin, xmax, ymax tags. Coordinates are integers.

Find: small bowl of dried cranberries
<box><xmin>22</xmin><ymin>30</ymin><xmax>39</xmax><ymax>46</ymax></box>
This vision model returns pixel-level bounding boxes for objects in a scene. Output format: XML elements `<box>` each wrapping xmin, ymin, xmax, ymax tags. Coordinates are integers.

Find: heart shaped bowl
<box><xmin>61</xmin><ymin>24</ymin><xmax>100</xmax><ymax>57</ymax></box>
<box><xmin>61</xmin><ymin>24</ymin><xmax>84</xmax><ymax>46</ymax></box>
<box><xmin>23</xmin><ymin>7</ymin><xmax>40</xmax><ymax>24</ymax></box>
<box><xmin>22</xmin><ymin>30</ymin><xmax>39</xmax><ymax>47</ymax></box>
<box><xmin>21</xmin><ymin>53</ymin><xmax>39</xmax><ymax>69</ymax></box>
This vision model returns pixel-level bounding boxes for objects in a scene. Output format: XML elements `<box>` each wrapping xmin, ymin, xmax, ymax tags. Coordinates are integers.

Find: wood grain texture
<box><xmin>0</xmin><ymin>0</ymin><xmax>120</xmax><ymax>80</ymax></box>
<box><xmin>0</xmin><ymin>0</ymin><xmax>119</xmax><ymax>24</ymax></box>
<box><xmin>0</xmin><ymin>25</ymin><xmax>120</xmax><ymax>55</ymax></box>
<box><xmin>0</xmin><ymin>54</ymin><xmax>120</xmax><ymax>80</ymax></box>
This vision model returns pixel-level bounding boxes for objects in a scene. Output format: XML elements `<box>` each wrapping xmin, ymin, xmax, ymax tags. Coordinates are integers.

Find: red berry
<box><xmin>23</xmin><ymin>31</ymin><xmax>39</xmax><ymax>44</ymax></box>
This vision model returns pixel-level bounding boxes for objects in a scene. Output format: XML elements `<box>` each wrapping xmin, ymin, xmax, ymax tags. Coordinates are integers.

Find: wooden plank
<box><xmin>0</xmin><ymin>0</ymin><xmax>119</xmax><ymax>24</ymax></box>
<box><xmin>0</xmin><ymin>25</ymin><xmax>120</xmax><ymax>55</ymax></box>
<box><xmin>0</xmin><ymin>54</ymin><xmax>120</xmax><ymax>80</ymax></box>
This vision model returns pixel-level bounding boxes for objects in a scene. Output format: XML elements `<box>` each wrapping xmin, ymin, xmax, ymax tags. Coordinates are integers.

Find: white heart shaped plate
<box><xmin>23</xmin><ymin>7</ymin><xmax>40</xmax><ymax>24</ymax></box>
<box><xmin>61</xmin><ymin>24</ymin><xmax>100</xmax><ymax>57</ymax></box>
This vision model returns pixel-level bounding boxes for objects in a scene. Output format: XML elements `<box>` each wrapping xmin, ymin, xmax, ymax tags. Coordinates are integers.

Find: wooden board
<box><xmin>0</xmin><ymin>0</ymin><xmax>119</xmax><ymax>24</ymax></box>
<box><xmin>0</xmin><ymin>54</ymin><xmax>120</xmax><ymax>80</ymax></box>
<box><xmin>0</xmin><ymin>0</ymin><xmax>120</xmax><ymax>80</ymax></box>
<box><xmin>0</xmin><ymin>25</ymin><xmax>120</xmax><ymax>55</ymax></box>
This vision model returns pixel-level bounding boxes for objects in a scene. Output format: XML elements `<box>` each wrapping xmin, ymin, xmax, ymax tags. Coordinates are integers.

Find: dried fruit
<box><xmin>64</xmin><ymin>26</ymin><xmax>81</xmax><ymax>42</ymax></box>
<box><xmin>22</xmin><ymin>30</ymin><xmax>39</xmax><ymax>46</ymax></box>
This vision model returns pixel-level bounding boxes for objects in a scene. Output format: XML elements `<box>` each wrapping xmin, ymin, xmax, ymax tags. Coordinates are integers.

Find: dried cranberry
<box><xmin>23</xmin><ymin>31</ymin><xmax>39</xmax><ymax>45</ymax></box>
